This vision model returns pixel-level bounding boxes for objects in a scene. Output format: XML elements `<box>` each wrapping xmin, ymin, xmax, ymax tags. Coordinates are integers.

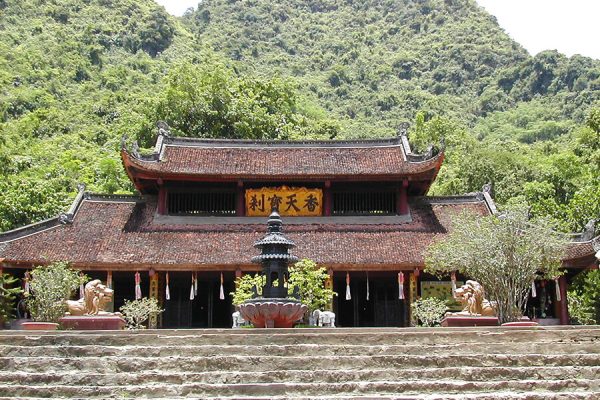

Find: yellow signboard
<box><xmin>245</xmin><ymin>186</ymin><xmax>323</xmax><ymax>216</ymax></box>
<box><xmin>421</xmin><ymin>281</ymin><xmax>463</xmax><ymax>311</ymax></box>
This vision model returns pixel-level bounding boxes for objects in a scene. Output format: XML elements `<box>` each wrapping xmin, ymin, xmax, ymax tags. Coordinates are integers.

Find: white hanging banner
<box><xmin>345</xmin><ymin>272</ymin><xmax>351</xmax><ymax>300</ymax></box>
<box><xmin>190</xmin><ymin>274</ymin><xmax>195</xmax><ymax>300</ymax></box>
<box><xmin>79</xmin><ymin>274</ymin><xmax>85</xmax><ymax>300</ymax></box>
<box><xmin>165</xmin><ymin>272</ymin><xmax>171</xmax><ymax>301</ymax></box>
<box><xmin>134</xmin><ymin>271</ymin><xmax>142</xmax><ymax>300</ymax></box>
<box><xmin>398</xmin><ymin>272</ymin><xmax>405</xmax><ymax>300</ymax></box>
<box><xmin>107</xmin><ymin>271</ymin><xmax>113</xmax><ymax>289</ymax></box>
<box><xmin>194</xmin><ymin>272</ymin><xmax>198</xmax><ymax>296</ymax></box>
<box><xmin>450</xmin><ymin>271</ymin><xmax>457</xmax><ymax>298</ymax></box>
<box><xmin>555</xmin><ymin>278</ymin><xmax>561</xmax><ymax>302</ymax></box>
<box><xmin>366</xmin><ymin>272</ymin><xmax>370</xmax><ymax>301</ymax></box>
<box><xmin>219</xmin><ymin>273</ymin><xmax>225</xmax><ymax>300</ymax></box>
<box><xmin>24</xmin><ymin>271</ymin><xmax>31</xmax><ymax>295</ymax></box>
<box><xmin>531</xmin><ymin>280</ymin><xmax>537</xmax><ymax>298</ymax></box>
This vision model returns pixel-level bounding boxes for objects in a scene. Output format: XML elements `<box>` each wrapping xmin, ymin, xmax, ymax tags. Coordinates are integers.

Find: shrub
<box><xmin>567</xmin><ymin>291</ymin><xmax>597</xmax><ymax>325</ymax></box>
<box><xmin>230</xmin><ymin>259</ymin><xmax>336</xmax><ymax>313</ymax></box>
<box><xmin>411</xmin><ymin>297</ymin><xmax>448</xmax><ymax>327</ymax></box>
<box><xmin>120</xmin><ymin>297</ymin><xmax>163</xmax><ymax>330</ymax></box>
<box><xmin>27</xmin><ymin>262</ymin><xmax>86</xmax><ymax>323</ymax></box>
<box><xmin>0</xmin><ymin>272</ymin><xmax>22</xmax><ymax>325</ymax></box>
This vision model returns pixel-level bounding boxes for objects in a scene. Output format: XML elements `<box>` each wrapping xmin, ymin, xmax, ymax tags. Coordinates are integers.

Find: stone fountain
<box><xmin>239</xmin><ymin>210</ymin><xmax>307</xmax><ymax>328</ymax></box>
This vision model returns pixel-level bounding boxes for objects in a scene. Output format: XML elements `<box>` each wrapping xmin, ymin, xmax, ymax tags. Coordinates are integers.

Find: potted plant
<box><xmin>0</xmin><ymin>272</ymin><xmax>22</xmax><ymax>329</ymax></box>
<box><xmin>23</xmin><ymin>262</ymin><xmax>86</xmax><ymax>330</ymax></box>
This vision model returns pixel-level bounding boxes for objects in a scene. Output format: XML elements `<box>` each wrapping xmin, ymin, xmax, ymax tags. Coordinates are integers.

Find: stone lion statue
<box><xmin>66</xmin><ymin>279</ymin><xmax>114</xmax><ymax>316</ymax></box>
<box><xmin>451</xmin><ymin>280</ymin><xmax>496</xmax><ymax>317</ymax></box>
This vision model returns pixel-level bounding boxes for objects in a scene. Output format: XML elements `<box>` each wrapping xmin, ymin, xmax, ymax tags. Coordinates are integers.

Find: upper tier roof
<box><xmin>121</xmin><ymin>124</ymin><xmax>444</xmax><ymax>192</ymax></box>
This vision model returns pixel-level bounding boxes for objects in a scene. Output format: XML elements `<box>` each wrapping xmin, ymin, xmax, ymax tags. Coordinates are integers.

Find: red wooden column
<box><xmin>558</xmin><ymin>276</ymin><xmax>569</xmax><ymax>325</ymax></box>
<box><xmin>236</xmin><ymin>181</ymin><xmax>245</xmax><ymax>216</ymax></box>
<box><xmin>323</xmin><ymin>181</ymin><xmax>332</xmax><ymax>216</ymax></box>
<box><xmin>397</xmin><ymin>179</ymin><xmax>409</xmax><ymax>215</ymax></box>
<box><xmin>157</xmin><ymin>178</ymin><xmax>167</xmax><ymax>215</ymax></box>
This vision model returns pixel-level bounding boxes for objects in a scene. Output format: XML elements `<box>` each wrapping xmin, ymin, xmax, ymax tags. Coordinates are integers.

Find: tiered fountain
<box><xmin>239</xmin><ymin>209</ymin><xmax>307</xmax><ymax>328</ymax></box>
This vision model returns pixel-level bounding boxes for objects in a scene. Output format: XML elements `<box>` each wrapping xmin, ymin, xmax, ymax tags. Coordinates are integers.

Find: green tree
<box><xmin>0</xmin><ymin>272</ymin><xmax>22</xmax><ymax>325</ymax></box>
<box><xmin>154</xmin><ymin>60</ymin><xmax>339</xmax><ymax>141</ymax></box>
<box><xmin>568</xmin><ymin>270</ymin><xmax>600</xmax><ymax>325</ymax></box>
<box><xmin>425</xmin><ymin>206</ymin><xmax>567</xmax><ymax>324</ymax></box>
<box><xmin>288</xmin><ymin>259</ymin><xmax>336</xmax><ymax>313</ymax></box>
<box><xmin>120</xmin><ymin>297</ymin><xmax>164</xmax><ymax>330</ymax></box>
<box><xmin>231</xmin><ymin>273</ymin><xmax>264</xmax><ymax>306</ymax></box>
<box><xmin>411</xmin><ymin>297</ymin><xmax>448</xmax><ymax>327</ymax></box>
<box><xmin>26</xmin><ymin>262</ymin><xmax>87</xmax><ymax>323</ymax></box>
<box><xmin>231</xmin><ymin>259</ymin><xmax>336</xmax><ymax>312</ymax></box>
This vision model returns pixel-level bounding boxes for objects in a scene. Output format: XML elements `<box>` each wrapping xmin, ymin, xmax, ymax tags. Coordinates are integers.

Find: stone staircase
<box><xmin>0</xmin><ymin>326</ymin><xmax>598</xmax><ymax>399</ymax></box>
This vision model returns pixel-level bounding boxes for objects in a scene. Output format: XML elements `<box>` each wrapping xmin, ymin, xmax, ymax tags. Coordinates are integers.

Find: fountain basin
<box><xmin>240</xmin><ymin>299</ymin><xmax>307</xmax><ymax>328</ymax></box>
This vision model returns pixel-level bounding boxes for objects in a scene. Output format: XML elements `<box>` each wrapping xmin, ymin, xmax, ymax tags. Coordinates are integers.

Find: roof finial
<box><xmin>157</xmin><ymin>121</ymin><xmax>171</xmax><ymax>137</ymax></box>
<box><xmin>398</xmin><ymin>122</ymin><xmax>410</xmax><ymax>137</ymax></box>
<box><xmin>120</xmin><ymin>135</ymin><xmax>128</xmax><ymax>150</ymax></box>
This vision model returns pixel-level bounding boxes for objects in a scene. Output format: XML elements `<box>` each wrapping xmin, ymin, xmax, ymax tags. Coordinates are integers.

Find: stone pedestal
<box><xmin>501</xmin><ymin>317</ymin><xmax>539</xmax><ymax>327</ymax></box>
<box><xmin>21</xmin><ymin>322</ymin><xmax>59</xmax><ymax>331</ymax></box>
<box><xmin>59</xmin><ymin>315</ymin><xmax>126</xmax><ymax>330</ymax></box>
<box><xmin>240</xmin><ymin>299</ymin><xmax>307</xmax><ymax>328</ymax></box>
<box><xmin>441</xmin><ymin>315</ymin><xmax>499</xmax><ymax>327</ymax></box>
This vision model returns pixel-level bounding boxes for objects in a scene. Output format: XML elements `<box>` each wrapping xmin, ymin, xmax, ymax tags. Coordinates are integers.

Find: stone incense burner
<box><xmin>239</xmin><ymin>210</ymin><xmax>307</xmax><ymax>328</ymax></box>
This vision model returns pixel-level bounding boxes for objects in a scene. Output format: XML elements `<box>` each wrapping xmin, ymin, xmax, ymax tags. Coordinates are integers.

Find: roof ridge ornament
<box><xmin>120</xmin><ymin>135</ymin><xmax>128</xmax><ymax>151</ymax></box>
<box><xmin>157</xmin><ymin>121</ymin><xmax>171</xmax><ymax>137</ymax></box>
<box><xmin>480</xmin><ymin>183</ymin><xmax>497</xmax><ymax>214</ymax></box>
<box><xmin>398</xmin><ymin>122</ymin><xmax>410</xmax><ymax>137</ymax></box>
<box><xmin>59</xmin><ymin>184</ymin><xmax>87</xmax><ymax>225</ymax></box>
<box><xmin>581</xmin><ymin>219</ymin><xmax>597</xmax><ymax>241</ymax></box>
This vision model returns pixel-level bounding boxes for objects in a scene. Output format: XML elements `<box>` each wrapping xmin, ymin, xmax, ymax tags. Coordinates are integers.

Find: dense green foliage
<box><xmin>0</xmin><ymin>0</ymin><xmax>598</xmax><ymax>234</ymax></box>
<box><xmin>411</xmin><ymin>297</ymin><xmax>448</xmax><ymax>327</ymax></box>
<box><xmin>120</xmin><ymin>297</ymin><xmax>163</xmax><ymax>329</ymax></box>
<box><xmin>26</xmin><ymin>262</ymin><xmax>86</xmax><ymax>323</ymax></box>
<box><xmin>568</xmin><ymin>270</ymin><xmax>600</xmax><ymax>325</ymax></box>
<box><xmin>153</xmin><ymin>61</ymin><xmax>339</xmax><ymax>142</ymax></box>
<box><xmin>425</xmin><ymin>206</ymin><xmax>568</xmax><ymax>323</ymax></box>
<box><xmin>231</xmin><ymin>259</ymin><xmax>336</xmax><ymax>313</ymax></box>
<box><xmin>0</xmin><ymin>272</ymin><xmax>22</xmax><ymax>324</ymax></box>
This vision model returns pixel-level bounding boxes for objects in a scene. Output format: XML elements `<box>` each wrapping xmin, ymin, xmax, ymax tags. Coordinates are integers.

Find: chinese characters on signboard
<box><xmin>245</xmin><ymin>187</ymin><xmax>323</xmax><ymax>216</ymax></box>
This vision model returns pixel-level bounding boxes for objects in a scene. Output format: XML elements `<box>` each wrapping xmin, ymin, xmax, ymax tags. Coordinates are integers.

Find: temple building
<box><xmin>0</xmin><ymin>123</ymin><xmax>598</xmax><ymax>328</ymax></box>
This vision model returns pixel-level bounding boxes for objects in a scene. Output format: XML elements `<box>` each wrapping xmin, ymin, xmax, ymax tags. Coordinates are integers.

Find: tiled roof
<box><xmin>0</xmin><ymin>196</ymin><xmax>488</xmax><ymax>269</ymax></box>
<box><xmin>564</xmin><ymin>240</ymin><xmax>597</xmax><ymax>261</ymax></box>
<box><xmin>1</xmin><ymin>196</ymin><xmax>594</xmax><ymax>270</ymax></box>
<box><xmin>122</xmin><ymin>137</ymin><xmax>444</xmax><ymax>180</ymax></box>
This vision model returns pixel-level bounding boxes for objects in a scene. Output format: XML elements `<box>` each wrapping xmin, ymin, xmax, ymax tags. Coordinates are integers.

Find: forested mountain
<box><xmin>0</xmin><ymin>0</ymin><xmax>598</xmax><ymax>233</ymax></box>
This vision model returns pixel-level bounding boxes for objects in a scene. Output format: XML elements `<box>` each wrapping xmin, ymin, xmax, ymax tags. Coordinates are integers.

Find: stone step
<box><xmin>1</xmin><ymin>340</ymin><xmax>598</xmax><ymax>358</ymax></box>
<box><xmin>0</xmin><ymin>395</ymin><xmax>597</xmax><ymax>400</ymax></box>
<box><xmin>2</xmin><ymin>326</ymin><xmax>598</xmax><ymax>347</ymax></box>
<box><xmin>1</xmin><ymin>353</ymin><xmax>599</xmax><ymax>373</ymax></box>
<box><xmin>0</xmin><ymin>366</ymin><xmax>598</xmax><ymax>386</ymax></box>
<box><xmin>0</xmin><ymin>379</ymin><xmax>598</xmax><ymax>398</ymax></box>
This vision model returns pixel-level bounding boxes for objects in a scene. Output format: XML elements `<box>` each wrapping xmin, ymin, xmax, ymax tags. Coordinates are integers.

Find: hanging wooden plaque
<box><xmin>245</xmin><ymin>186</ymin><xmax>323</xmax><ymax>216</ymax></box>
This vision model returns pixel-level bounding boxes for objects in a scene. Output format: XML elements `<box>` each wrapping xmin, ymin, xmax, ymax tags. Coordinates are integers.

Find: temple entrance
<box><xmin>161</xmin><ymin>272</ymin><xmax>233</xmax><ymax>328</ymax></box>
<box><xmin>334</xmin><ymin>272</ymin><xmax>407</xmax><ymax>327</ymax></box>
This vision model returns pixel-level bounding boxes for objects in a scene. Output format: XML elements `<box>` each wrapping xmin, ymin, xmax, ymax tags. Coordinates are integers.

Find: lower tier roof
<box><xmin>0</xmin><ymin>194</ymin><xmax>595</xmax><ymax>270</ymax></box>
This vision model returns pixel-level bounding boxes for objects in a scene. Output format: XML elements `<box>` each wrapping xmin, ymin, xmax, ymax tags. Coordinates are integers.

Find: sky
<box><xmin>155</xmin><ymin>0</ymin><xmax>600</xmax><ymax>60</ymax></box>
